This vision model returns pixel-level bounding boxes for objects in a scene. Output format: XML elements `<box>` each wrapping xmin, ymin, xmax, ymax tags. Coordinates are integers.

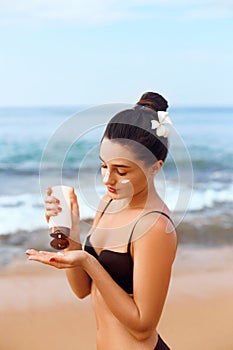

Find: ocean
<box><xmin>0</xmin><ymin>104</ymin><xmax>233</xmax><ymax>243</ymax></box>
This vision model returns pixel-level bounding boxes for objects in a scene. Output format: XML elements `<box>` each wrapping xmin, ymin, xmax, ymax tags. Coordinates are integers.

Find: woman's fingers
<box><xmin>45</xmin><ymin>208</ymin><xmax>62</xmax><ymax>224</ymax></box>
<box><xmin>45</xmin><ymin>196</ymin><xmax>60</xmax><ymax>205</ymax></box>
<box><xmin>25</xmin><ymin>249</ymin><xmax>71</xmax><ymax>268</ymax></box>
<box><xmin>45</xmin><ymin>205</ymin><xmax>62</xmax><ymax>214</ymax></box>
<box><xmin>70</xmin><ymin>187</ymin><xmax>80</xmax><ymax>218</ymax></box>
<box><xmin>46</xmin><ymin>187</ymin><xmax>77</xmax><ymax>213</ymax></box>
<box><xmin>46</xmin><ymin>187</ymin><xmax>52</xmax><ymax>196</ymax></box>
<box><xmin>44</xmin><ymin>187</ymin><xmax>80</xmax><ymax>227</ymax></box>
<box><xmin>44</xmin><ymin>193</ymin><xmax>62</xmax><ymax>222</ymax></box>
<box><xmin>25</xmin><ymin>249</ymin><xmax>86</xmax><ymax>269</ymax></box>
<box><xmin>25</xmin><ymin>249</ymin><xmax>38</xmax><ymax>255</ymax></box>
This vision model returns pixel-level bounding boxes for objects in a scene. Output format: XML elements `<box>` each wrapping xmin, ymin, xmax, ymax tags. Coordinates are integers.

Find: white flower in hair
<box><xmin>151</xmin><ymin>111</ymin><xmax>172</xmax><ymax>137</ymax></box>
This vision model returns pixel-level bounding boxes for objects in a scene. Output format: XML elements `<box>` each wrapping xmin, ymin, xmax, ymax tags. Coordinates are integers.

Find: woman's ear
<box><xmin>151</xmin><ymin>160</ymin><xmax>163</xmax><ymax>174</ymax></box>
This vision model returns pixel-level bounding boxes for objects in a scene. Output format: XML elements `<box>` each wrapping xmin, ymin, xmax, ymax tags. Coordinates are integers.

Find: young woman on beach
<box><xmin>26</xmin><ymin>92</ymin><xmax>177</xmax><ymax>350</ymax></box>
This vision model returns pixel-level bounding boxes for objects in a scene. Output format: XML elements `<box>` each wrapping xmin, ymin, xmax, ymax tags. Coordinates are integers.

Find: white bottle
<box><xmin>49</xmin><ymin>185</ymin><xmax>72</xmax><ymax>250</ymax></box>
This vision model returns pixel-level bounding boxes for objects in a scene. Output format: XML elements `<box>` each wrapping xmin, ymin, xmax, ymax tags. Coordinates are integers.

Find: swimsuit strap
<box><xmin>127</xmin><ymin>211</ymin><xmax>175</xmax><ymax>253</ymax></box>
<box><xmin>85</xmin><ymin>198</ymin><xmax>113</xmax><ymax>242</ymax></box>
<box><xmin>99</xmin><ymin>198</ymin><xmax>113</xmax><ymax>219</ymax></box>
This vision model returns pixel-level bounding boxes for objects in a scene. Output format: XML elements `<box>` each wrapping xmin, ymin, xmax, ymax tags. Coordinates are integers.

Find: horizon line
<box><xmin>1</xmin><ymin>103</ymin><xmax>233</xmax><ymax>109</ymax></box>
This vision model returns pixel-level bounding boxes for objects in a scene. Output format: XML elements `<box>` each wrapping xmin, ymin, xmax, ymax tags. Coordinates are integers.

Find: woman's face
<box><xmin>100</xmin><ymin>138</ymin><xmax>152</xmax><ymax>200</ymax></box>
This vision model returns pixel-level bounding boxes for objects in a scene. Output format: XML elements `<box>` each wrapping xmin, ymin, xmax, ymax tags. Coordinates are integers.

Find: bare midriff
<box><xmin>91</xmin><ymin>284</ymin><xmax>158</xmax><ymax>350</ymax></box>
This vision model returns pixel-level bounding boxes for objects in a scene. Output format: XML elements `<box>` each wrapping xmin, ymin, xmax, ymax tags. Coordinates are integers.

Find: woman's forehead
<box><xmin>100</xmin><ymin>138</ymin><xmax>138</xmax><ymax>164</ymax></box>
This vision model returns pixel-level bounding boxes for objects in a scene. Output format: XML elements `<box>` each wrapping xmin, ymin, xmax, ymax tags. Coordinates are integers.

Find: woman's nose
<box><xmin>102</xmin><ymin>170</ymin><xmax>115</xmax><ymax>185</ymax></box>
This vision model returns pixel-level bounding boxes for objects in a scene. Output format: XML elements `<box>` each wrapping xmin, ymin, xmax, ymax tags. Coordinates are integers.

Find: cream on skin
<box><xmin>103</xmin><ymin>169</ymin><xmax>110</xmax><ymax>183</ymax></box>
<box><xmin>117</xmin><ymin>179</ymin><xmax>132</xmax><ymax>200</ymax></box>
<box><xmin>57</xmin><ymin>252</ymin><xmax>65</xmax><ymax>256</ymax></box>
<box><xmin>120</xmin><ymin>179</ymin><xmax>130</xmax><ymax>184</ymax></box>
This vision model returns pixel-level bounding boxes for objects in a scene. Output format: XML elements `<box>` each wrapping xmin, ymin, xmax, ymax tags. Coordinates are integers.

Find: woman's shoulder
<box><xmin>131</xmin><ymin>209</ymin><xmax>177</xmax><ymax>255</ymax></box>
<box><xmin>132</xmin><ymin>213</ymin><xmax>177</xmax><ymax>265</ymax></box>
<box><xmin>134</xmin><ymin>208</ymin><xmax>174</xmax><ymax>232</ymax></box>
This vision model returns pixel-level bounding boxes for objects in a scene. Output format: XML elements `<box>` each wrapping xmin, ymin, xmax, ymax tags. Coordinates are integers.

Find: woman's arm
<box><xmin>27</xmin><ymin>213</ymin><xmax>176</xmax><ymax>339</ymax></box>
<box><xmin>64</xmin><ymin>242</ymin><xmax>91</xmax><ymax>299</ymax></box>
<box><xmin>45</xmin><ymin>187</ymin><xmax>92</xmax><ymax>299</ymax></box>
<box><xmin>64</xmin><ymin>194</ymin><xmax>113</xmax><ymax>299</ymax></box>
<box><xmin>34</xmin><ymin>190</ymin><xmax>111</xmax><ymax>299</ymax></box>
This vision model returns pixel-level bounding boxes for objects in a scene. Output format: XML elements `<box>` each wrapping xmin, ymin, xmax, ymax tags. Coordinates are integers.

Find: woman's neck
<box><xmin>128</xmin><ymin>182</ymin><xmax>158</xmax><ymax>209</ymax></box>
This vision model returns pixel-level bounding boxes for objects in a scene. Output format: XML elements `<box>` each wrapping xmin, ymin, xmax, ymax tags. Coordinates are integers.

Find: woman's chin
<box><xmin>106</xmin><ymin>190</ymin><xmax>122</xmax><ymax>200</ymax></box>
<box><xmin>108</xmin><ymin>191</ymin><xmax>120</xmax><ymax>199</ymax></box>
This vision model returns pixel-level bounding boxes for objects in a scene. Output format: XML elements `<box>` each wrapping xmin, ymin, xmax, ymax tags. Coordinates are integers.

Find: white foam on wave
<box><xmin>160</xmin><ymin>181</ymin><xmax>233</xmax><ymax>212</ymax></box>
<box><xmin>0</xmin><ymin>193</ymin><xmax>45</xmax><ymax>234</ymax></box>
<box><xmin>0</xmin><ymin>190</ymin><xmax>96</xmax><ymax>235</ymax></box>
<box><xmin>188</xmin><ymin>185</ymin><xmax>233</xmax><ymax>211</ymax></box>
<box><xmin>0</xmin><ymin>181</ymin><xmax>233</xmax><ymax>235</ymax></box>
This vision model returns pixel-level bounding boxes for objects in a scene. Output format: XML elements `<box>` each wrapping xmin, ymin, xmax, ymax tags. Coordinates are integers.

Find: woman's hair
<box><xmin>136</xmin><ymin>91</ymin><xmax>169</xmax><ymax>112</ymax></box>
<box><xmin>102</xmin><ymin>92</ymin><xmax>169</xmax><ymax>165</ymax></box>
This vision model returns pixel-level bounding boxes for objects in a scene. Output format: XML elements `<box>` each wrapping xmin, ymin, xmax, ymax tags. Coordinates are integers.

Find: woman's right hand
<box><xmin>45</xmin><ymin>187</ymin><xmax>62</xmax><ymax>223</ymax></box>
<box><xmin>45</xmin><ymin>187</ymin><xmax>81</xmax><ymax>249</ymax></box>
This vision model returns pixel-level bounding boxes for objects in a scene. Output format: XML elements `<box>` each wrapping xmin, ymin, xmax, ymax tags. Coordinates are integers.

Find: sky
<box><xmin>0</xmin><ymin>0</ymin><xmax>232</xmax><ymax>107</ymax></box>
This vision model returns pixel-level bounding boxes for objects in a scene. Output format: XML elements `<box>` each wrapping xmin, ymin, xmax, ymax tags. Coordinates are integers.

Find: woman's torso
<box><xmin>84</xmin><ymin>198</ymin><xmax>172</xmax><ymax>349</ymax></box>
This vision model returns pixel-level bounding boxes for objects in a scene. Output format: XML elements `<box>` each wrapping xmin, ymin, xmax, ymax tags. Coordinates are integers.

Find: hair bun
<box><xmin>136</xmin><ymin>92</ymin><xmax>168</xmax><ymax>112</ymax></box>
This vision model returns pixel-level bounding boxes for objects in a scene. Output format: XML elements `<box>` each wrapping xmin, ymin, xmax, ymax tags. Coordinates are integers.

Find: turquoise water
<box><xmin>0</xmin><ymin>105</ymin><xmax>233</xmax><ymax>234</ymax></box>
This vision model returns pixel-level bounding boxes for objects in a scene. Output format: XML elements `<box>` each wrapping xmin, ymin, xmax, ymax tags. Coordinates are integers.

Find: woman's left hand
<box><xmin>25</xmin><ymin>249</ymin><xmax>87</xmax><ymax>269</ymax></box>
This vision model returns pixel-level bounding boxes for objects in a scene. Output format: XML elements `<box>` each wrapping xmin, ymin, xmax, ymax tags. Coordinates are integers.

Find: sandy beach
<box><xmin>1</xmin><ymin>243</ymin><xmax>233</xmax><ymax>350</ymax></box>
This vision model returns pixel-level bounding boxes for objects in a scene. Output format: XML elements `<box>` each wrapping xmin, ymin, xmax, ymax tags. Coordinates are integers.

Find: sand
<box><xmin>0</xmin><ymin>245</ymin><xmax>233</xmax><ymax>350</ymax></box>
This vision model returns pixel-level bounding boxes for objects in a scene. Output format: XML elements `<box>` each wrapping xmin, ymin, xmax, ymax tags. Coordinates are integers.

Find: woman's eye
<box><xmin>118</xmin><ymin>171</ymin><xmax>127</xmax><ymax>176</ymax></box>
<box><xmin>100</xmin><ymin>164</ymin><xmax>126</xmax><ymax>176</ymax></box>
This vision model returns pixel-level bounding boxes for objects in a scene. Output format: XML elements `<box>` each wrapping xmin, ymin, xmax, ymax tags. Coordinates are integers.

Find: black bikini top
<box><xmin>84</xmin><ymin>200</ymin><xmax>174</xmax><ymax>295</ymax></box>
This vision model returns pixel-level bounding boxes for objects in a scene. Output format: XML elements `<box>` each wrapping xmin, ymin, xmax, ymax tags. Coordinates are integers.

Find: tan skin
<box><xmin>26</xmin><ymin>138</ymin><xmax>177</xmax><ymax>350</ymax></box>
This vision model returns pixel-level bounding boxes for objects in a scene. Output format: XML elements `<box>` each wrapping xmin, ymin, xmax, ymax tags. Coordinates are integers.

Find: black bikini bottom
<box><xmin>154</xmin><ymin>334</ymin><xmax>171</xmax><ymax>350</ymax></box>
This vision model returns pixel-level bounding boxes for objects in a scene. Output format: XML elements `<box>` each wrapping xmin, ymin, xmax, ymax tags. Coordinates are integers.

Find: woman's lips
<box><xmin>107</xmin><ymin>186</ymin><xmax>117</xmax><ymax>194</ymax></box>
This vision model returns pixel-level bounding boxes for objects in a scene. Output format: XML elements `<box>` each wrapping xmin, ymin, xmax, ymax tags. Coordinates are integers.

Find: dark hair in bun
<box><xmin>102</xmin><ymin>92</ymin><xmax>170</xmax><ymax>164</ymax></box>
<box><xmin>136</xmin><ymin>91</ymin><xmax>169</xmax><ymax>112</ymax></box>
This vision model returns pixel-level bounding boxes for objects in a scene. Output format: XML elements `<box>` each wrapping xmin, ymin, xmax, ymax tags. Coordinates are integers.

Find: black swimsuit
<box><xmin>85</xmin><ymin>234</ymin><xmax>134</xmax><ymax>294</ymax></box>
<box><xmin>84</xmin><ymin>199</ymin><xmax>172</xmax><ymax>349</ymax></box>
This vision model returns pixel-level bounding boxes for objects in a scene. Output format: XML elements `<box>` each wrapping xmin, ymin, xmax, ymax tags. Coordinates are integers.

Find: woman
<box><xmin>26</xmin><ymin>92</ymin><xmax>177</xmax><ymax>350</ymax></box>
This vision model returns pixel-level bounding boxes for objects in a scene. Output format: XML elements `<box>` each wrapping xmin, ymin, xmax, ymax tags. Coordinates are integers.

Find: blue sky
<box><xmin>0</xmin><ymin>0</ymin><xmax>232</xmax><ymax>107</ymax></box>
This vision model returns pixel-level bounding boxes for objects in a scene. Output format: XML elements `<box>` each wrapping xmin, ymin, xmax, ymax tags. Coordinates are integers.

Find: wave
<box><xmin>0</xmin><ymin>180</ymin><xmax>232</xmax><ymax>235</ymax></box>
<box><xmin>1</xmin><ymin>140</ymin><xmax>233</xmax><ymax>175</ymax></box>
<box><xmin>1</xmin><ymin>106</ymin><xmax>233</xmax><ymax>236</ymax></box>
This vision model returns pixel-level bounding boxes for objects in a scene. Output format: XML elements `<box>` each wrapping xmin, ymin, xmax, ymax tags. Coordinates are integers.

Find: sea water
<box><xmin>0</xmin><ymin>105</ymin><xmax>233</xmax><ymax>236</ymax></box>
